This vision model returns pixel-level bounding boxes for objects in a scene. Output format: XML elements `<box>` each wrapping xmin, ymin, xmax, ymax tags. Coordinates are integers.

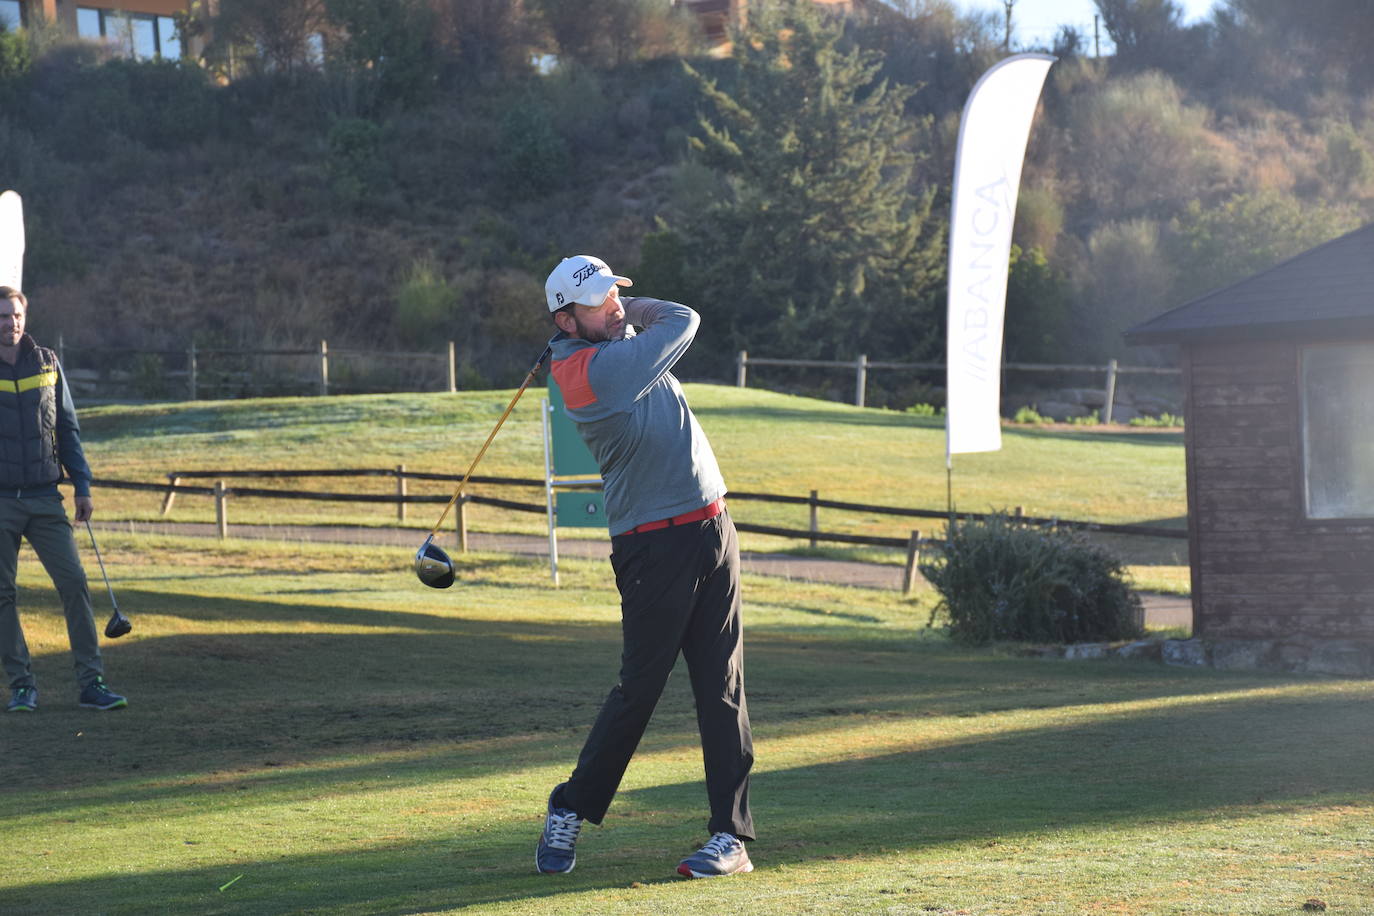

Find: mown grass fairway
<box><xmin>4</xmin><ymin>534</ymin><xmax>1370</xmax><ymax>915</ymax></box>
<box><xmin>76</xmin><ymin>386</ymin><xmax>1190</xmax><ymax>591</ymax></box>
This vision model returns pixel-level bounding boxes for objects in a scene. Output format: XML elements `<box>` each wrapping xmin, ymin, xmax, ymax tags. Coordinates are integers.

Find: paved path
<box><xmin>92</xmin><ymin>519</ymin><xmax>1191</xmax><ymax>629</ymax></box>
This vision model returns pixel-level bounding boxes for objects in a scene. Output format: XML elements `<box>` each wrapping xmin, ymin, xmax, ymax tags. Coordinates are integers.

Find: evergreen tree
<box><xmin>325</xmin><ymin>0</ymin><xmax>438</xmax><ymax>108</ymax></box>
<box><xmin>1222</xmin><ymin>0</ymin><xmax>1374</xmax><ymax>91</ymax></box>
<box><xmin>642</xmin><ymin>0</ymin><xmax>941</xmax><ymax>376</ymax></box>
<box><xmin>1092</xmin><ymin>0</ymin><xmax>1184</xmax><ymax>69</ymax></box>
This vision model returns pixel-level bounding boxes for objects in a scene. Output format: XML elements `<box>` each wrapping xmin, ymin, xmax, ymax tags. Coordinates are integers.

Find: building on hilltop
<box><xmin>1</xmin><ymin>0</ymin><xmax>204</xmax><ymax>60</ymax></box>
<box><xmin>1125</xmin><ymin>222</ymin><xmax>1374</xmax><ymax>675</ymax></box>
<box><xmin>674</xmin><ymin>0</ymin><xmax>871</xmax><ymax>52</ymax></box>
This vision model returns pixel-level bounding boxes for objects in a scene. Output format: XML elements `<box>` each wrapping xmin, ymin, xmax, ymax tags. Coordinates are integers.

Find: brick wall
<box><xmin>1187</xmin><ymin>339</ymin><xmax>1374</xmax><ymax>640</ymax></box>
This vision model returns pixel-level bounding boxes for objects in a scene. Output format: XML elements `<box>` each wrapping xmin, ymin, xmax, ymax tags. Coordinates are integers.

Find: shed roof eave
<box><xmin>1124</xmin><ymin>315</ymin><xmax>1374</xmax><ymax>347</ymax></box>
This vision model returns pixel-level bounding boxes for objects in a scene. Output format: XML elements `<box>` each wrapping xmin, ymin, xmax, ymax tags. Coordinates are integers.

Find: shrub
<box><xmin>0</xmin><ymin>25</ymin><xmax>31</xmax><ymax>89</ymax></box>
<box><xmin>1128</xmin><ymin>412</ymin><xmax>1184</xmax><ymax>428</ymax></box>
<box><xmin>117</xmin><ymin>59</ymin><xmax>219</xmax><ymax>150</ymax></box>
<box><xmin>1012</xmin><ymin>405</ymin><xmax>1050</xmax><ymax>424</ymax></box>
<box><xmin>394</xmin><ymin>255</ymin><xmax>457</xmax><ymax>346</ymax></box>
<box><xmin>326</xmin><ymin>116</ymin><xmax>389</xmax><ymax>202</ymax></box>
<box><xmin>904</xmin><ymin>403</ymin><xmax>942</xmax><ymax>417</ymax></box>
<box><xmin>496</xmin><ymin>101</ymin><xmax>570</xmax><ymax>198</ymax></box>
<box><xmin>920</xmin><ymin>513</ymin><xmax>1144</xmax><ymax>646</ymax></box>
<box><xmin>129</xmin><ymin>353</ymin><xmax>169</xmax><ymax>399</ymax></box>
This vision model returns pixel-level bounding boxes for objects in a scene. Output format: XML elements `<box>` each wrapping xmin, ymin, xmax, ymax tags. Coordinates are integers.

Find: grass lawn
<box><xmin>4</xmin><ymin>534</ymin><xmax>1369</xmax><ymax>915</ymax></box>
<box><xmin>74</xmin><ymin>386</ymin><xmax>1190</xmax><ymax>592</ymax></box>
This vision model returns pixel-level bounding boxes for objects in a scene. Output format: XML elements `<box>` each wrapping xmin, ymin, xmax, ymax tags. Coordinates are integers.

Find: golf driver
<box><xmin>85</xmin><ymin>521</ymin><xmax>132</xmax><ymax>638</ymax></box>
<box><xmin>415</xmin><ymin>346</ymin><xmax>553</xmax><ymax>588</ymax></box>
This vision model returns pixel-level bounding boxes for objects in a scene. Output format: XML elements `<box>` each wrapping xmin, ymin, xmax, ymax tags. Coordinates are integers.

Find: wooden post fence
<box><xmin>734</xmin><ymin>350</ymin><xmax>1181</xmax><ymax>417</ymax></box>
<box><xmin>1103</xmin><ymin>358</ymin><xmax>1119</xmax><ymax>424</ymax></box>
<box><xmin>456</xmin><ymin>495</ymin><xmax>469</xmax><ymax>553</ymax></box>
<box><xmin>214</xmin><ymin>480</ymin><xmax>228</xmax><ymax>538</ymax></box>
<box><xmin>130</xmin><ymin>471</ymin><xmax>1187</xmax><ymax>589</ymax></box>
<box><xmin>447</xmin><ymin>341</ymin><xmax>457</xmax><ymax>393</ymax></box>
<box><xmin>902</xmin><ymin>530</ymin><xmax>922</xmax><ymax>595</ymax></box>
<box><xmin>187</xmin><ymin>343</ymin><xmax>198</xmax><ymax>401</ymax></box>
<box><xmin>809</xmin><ymin>489</ymin><xmax>819</xmax><ymax>548</ymax></box>
<box><xmin>160</xmin><ymin>475</ymin><xmax>181</xmax><ymax>516</ymax></box>
<box><xmin>319</xmin><ymin>340</ymin><xmax>329</xmax><ymax>396</ymax></box>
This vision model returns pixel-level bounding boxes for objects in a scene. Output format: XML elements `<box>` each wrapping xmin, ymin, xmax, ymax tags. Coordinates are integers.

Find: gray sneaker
<box><xmin>677</xmin><ymin>833</ymin><xmax>753</xmax><ymax>878</ymax></box>
<box><xmin>7</xmin><ymin>686</ymin><xmax>37</xmax><ymax>712</ymax></box>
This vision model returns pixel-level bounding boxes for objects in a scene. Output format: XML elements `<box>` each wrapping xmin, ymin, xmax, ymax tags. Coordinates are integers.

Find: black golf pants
<box><xmin>559</xmin><ymin>509</ymin><xmax>755</xmax><ymax>841</ymax></box>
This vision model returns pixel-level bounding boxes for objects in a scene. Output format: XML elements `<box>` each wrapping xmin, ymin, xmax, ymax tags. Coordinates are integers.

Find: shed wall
<box><xmin>1187</xmin><ymin>339</ymin><xmax>1374</xmax><ymax>640</ymax></box>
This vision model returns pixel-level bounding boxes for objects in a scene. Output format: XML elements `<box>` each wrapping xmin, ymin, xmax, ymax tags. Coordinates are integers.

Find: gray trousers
<box><xmin>0</xmin><ymin>495</ymin><xmax>102</xmax><ymax>689</ymax></box>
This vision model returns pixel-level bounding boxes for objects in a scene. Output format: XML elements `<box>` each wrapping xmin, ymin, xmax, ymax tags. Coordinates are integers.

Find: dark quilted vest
<box><xmin>0</xmin><ymin>339</ymin><xmax>62</xmax><ymax>489</ymax></box>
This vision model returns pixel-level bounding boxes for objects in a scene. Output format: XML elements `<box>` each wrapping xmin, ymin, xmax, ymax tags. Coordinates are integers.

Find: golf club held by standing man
<box><xmin>534</xmin><ymin>255</ymin><xmax>756</xmax><ymax>879</ymax></box>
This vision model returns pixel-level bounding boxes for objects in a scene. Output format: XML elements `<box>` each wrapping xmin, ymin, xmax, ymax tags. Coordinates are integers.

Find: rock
<box><xmin>1061</xmin><ymin>387</ymin><xmax>1106</xmax><ymax>408</ymax></box>
<box><xmin>1115</xmin><ymin>640</ymin><xmax>1162</xmax><ymax>661</ymax></box>
<box><xmin>1211</xmin><ymin>639</ymin><xmax>1278</xmax><ymax>670</ymax></box>
<box><xmin>1277</xmin><ymin>642</ymin><xmax>1314</xmax><ymax>672</ymax></box>
<box><xmin>1133</xmin><ymin>394</ymin><xmax>1180</xmax><ymax>415</ymax></box>
<box><xmin>1064</xmin><ymin>642</ymin><xmax>1110</xmax><ymax>660</ymax></box>
<box><xmin>1105</xmin><ymin>404</ymin><xmax>1140</xmax><ymax>423</ymax></box>
<box><xmin>1017</xmin><ymin>645</ymin><xmax>1064</xmax><ymax>659</ymax></box>
<box><xmin>1306</xmin><ymin>641</ymin><xmax>1374</xmax><ymax>676</ymax></box>
<box><xmin>1163</xmin><ymin>638</ymin><xmax>1209</xmax><ymax>666</ymax></box>
<box><xmin>1036</xmin><ymin>400</ymin><xmax>1091</xmax><ymax>421</ymax></box>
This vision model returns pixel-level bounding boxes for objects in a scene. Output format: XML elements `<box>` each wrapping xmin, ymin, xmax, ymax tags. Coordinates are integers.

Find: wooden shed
<box><xmin>1125</xmin><ymin>223</ymin><xmax>1374</xmax><ymax>674</ymax></box>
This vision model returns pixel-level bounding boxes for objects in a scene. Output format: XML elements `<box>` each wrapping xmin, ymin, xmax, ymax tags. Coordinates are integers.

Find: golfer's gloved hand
<box><xmin>73</xmin><ymin>496</ymin><xmax>94</xmax><ymax>523</ymax></box>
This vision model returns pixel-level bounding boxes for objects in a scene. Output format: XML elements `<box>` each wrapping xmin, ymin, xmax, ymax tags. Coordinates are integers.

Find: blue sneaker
<box><xmin>78</xmin><ymin>678</ymin><xmax>127</xmax><ymax>711</ymax></box>
<box><xmin>677</xmin><ymin>833</ymin><xmax>753</xmax><ymax>878</ymax></box>
<box><xmin>535</xmin><ymin>785</ymin><xmax>583</xmax><ymax>874</ymax></box>
<box><xmin>7</xmin><ymin>686</ymin><xmax>37</xmax><ymax>712</ymax></box>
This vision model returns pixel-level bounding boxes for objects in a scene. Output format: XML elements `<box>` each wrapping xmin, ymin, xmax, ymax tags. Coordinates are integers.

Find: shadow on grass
<box><xmin>4</xmin><ymin>580</ymin><xmax>1332</xmax><ymax>809</ymax></box>
<box><xmin>6</xmin><ymin>679</ymin><xmax>1371</xmax><ymax>914</ymax></box>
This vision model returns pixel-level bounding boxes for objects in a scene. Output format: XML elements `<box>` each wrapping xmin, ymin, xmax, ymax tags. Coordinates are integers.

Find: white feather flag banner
<box><xmin>0</xmin><ymin>190</ymin><xmax>23</xmax><ymax>290</ymax></box>
<box><xmin>945</xmin><ymin>54</ymin><xmax>1054</xmax><ymax>459</ymax></box>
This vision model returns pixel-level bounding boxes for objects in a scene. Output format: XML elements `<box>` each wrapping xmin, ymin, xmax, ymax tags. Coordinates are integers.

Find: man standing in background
<box><xmin>0</xmin><ymin>286</ymin><xmax>126</xmax><ymax>713</ymax></box>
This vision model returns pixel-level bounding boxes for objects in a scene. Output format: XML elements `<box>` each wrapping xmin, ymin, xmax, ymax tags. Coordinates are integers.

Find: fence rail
<box><xmin>77</xmin><ymin>469</ymin><xmax>1185</xmax><ymax>593</ymax></box>
<box><xmin>57</xmin><ymin>338</ymin><xmax>462</xmax><ymax>400</ymax></box>
<box><xmin>53</xmin><ymin>337</ymin><xmax>1182</xmax><ymax>415</ymax></box>
<box><xmin>735</xmin><ymin>350</ymin><xmax>1182</xmax><ymax>418</ymax></box>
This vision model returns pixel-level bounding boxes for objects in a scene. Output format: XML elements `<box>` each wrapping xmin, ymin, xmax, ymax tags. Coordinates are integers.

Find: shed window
<box><xmin>1302</xmin><ymin>343</ymin><xmax>1374</xmax><ymax>519</ymax></box>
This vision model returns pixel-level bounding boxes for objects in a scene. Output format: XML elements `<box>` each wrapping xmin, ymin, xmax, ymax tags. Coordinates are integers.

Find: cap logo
<box><xmin>572</xmin><ymin>263</ymin><xmax>600</xmax><ymax>287</ymax></box>
<box><xmin>556</xmin><ymin>292</ymin><xmax>565</xmax><ymax>305</ymax></box>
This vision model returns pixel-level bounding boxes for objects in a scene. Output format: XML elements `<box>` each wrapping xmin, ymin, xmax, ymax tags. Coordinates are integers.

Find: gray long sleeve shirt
<box><xmin>548</xmin><ymin>297</ymin><xmax>726</xmax><ymax>536</ymax></box>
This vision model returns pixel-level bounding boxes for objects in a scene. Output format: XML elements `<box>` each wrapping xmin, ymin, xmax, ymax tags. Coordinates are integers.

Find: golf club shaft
<box><xmin>427</xmin><ymin>346</ymin><xmax>552</xmax><ymax>539</ymax></box>
<box><xmin>84</xmin><ymin>520</ymin><xmax>119</xmax><ymax>611</ymax></box>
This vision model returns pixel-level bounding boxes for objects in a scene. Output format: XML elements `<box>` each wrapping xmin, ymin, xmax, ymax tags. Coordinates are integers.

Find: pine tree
<box><xmin>643</xmin><ymin>0</ymin><xmax>942</xmax><ymax>375</ymax></box>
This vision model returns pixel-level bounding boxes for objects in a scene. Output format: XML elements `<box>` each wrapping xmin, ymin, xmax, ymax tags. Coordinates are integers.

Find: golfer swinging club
<box><xmin>536</xmin><ymin>255</ymin><xmax>755</xmax><ymax>878</ymax></box>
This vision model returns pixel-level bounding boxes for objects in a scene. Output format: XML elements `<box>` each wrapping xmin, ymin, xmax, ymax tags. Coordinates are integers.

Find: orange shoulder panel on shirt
<box><xmin>551</xmin><ymin>348</ymin><xmax>598</xmax><ymax>409</ymax></box>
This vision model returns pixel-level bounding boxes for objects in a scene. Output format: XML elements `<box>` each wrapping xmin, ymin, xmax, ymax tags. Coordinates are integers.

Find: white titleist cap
<box><xmin>545</xmin><ymin>255</ymin><xmax>633</xmax><ymax>312</ymax></box>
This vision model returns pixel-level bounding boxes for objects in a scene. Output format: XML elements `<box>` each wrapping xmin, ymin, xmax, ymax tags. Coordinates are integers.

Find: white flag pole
<box><xmin>945</xmin><ymin>53</ymin><xmax>1055</xmax><ymax>484</ymax></box>
<box><xmin>0</xmin><ymin>190</ymin><xmax>23</xmax><ymax>291</ymax></box>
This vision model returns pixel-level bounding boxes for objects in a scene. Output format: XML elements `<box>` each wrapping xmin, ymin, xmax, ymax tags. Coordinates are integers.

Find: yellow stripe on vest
<box><xmin>0</xmin><ymin>371</ymin><xmax>57</xmax><ymax>395</ymax></box>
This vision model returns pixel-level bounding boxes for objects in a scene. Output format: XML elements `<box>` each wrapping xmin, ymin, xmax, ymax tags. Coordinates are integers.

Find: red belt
<box><xmin>622</xmin><ymin>498</ymin><xmax>725</xmax><ymax>535</ymax></box>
